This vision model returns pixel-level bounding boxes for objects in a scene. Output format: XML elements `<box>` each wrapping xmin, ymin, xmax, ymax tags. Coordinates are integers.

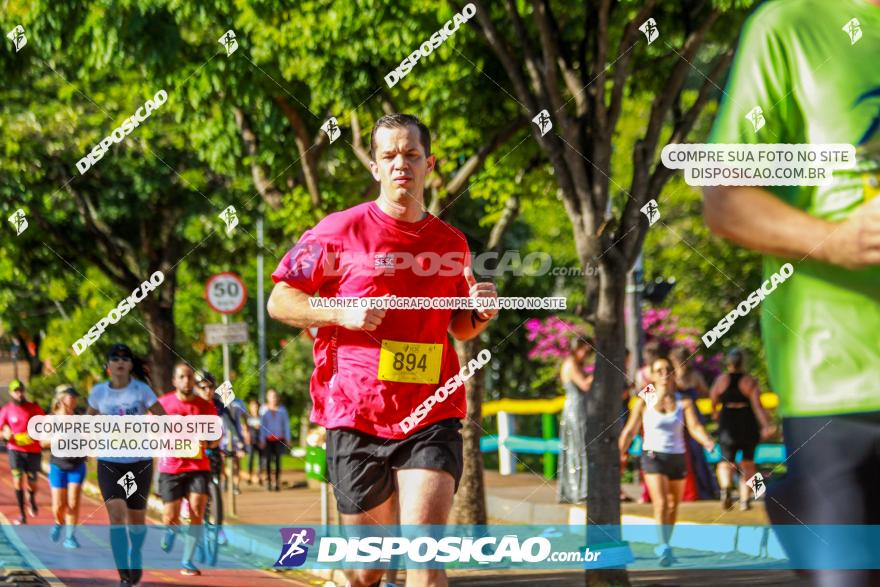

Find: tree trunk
<box><xmin>585</xmin><ymin>261</ymin><xmax>630</xmax><ymax>587</ymax></box>
<box><xmin>449</xmin><ymin>337</ymin><xmax>487</xmax><ymax>524</ymax></box>
<box><xmin>140</xmin><ymin>297</ymin><xmax>177</xmax><ymax>394</ymax></box>
<box><xmin>15</xmin><ymin>333</ymin><xmax>43</xmax><ymax>378</ymax></box>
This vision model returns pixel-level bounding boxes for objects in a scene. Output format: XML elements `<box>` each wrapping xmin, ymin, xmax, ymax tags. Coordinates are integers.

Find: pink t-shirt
<box><xmin>0</xmin><ymin>401</ymin><xmax>45</xmax><ymax>453</ymax></box>
<box><xmin>272</xmin><ymin>201</ymin><xmax>471</xmax><ymax>439</ymax></box>
<box><xmin>157</xmin><ymin>392</ymin><xmax>218</xmax><ymax>474</ymax></box>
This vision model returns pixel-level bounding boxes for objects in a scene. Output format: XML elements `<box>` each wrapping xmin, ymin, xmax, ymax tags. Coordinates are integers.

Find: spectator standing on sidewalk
<box><xmin>260</xmin><ymin>389</ymin><xmax>291</xmax><ymax>491</ymax></box>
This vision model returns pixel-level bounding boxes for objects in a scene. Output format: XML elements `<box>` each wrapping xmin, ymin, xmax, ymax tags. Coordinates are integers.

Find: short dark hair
<box><xmin>370</xmin><ymin>113</ymin><xmax>431</xmax><ymax>160</ymax></box>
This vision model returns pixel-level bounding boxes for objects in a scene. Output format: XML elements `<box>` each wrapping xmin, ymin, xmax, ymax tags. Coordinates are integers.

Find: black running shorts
<box><xmin>96</xmin><ymin>459</ymin><xmax>153</xmax><ymax>510</ymax></box>
<box><xmin>326</xmin><ymin>418</ymin><xmax>464</xmax><ymax>515</ymax></box>
<box><xmin>640</xmin><ymin>450</ymin><xmax>687</xmax><ymax>480</ymax></box>
<box><xmin>8</xmin><ymin>451</ymin><xmax>41</xmax><ymax>481</ymax></box>
<box><xmin>159</xmin><ymin>471</ymin><xmax>211</xmax><ymax>502</ymax></box>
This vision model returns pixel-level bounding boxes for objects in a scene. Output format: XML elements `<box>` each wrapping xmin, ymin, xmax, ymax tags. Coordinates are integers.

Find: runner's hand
<box><xmin>464</xmin><ymin>267</ymin><xmax>498</xmax><ymax>321</ymax></box>
<box><xmin>761</xmin><ymin>424</ymin><xmax>777</xmax><ymax>440</ymax></box>
<box><xmin>820</xmin><ymin>197</ymin><xmax>880</xmax><ymax>269</ymax></box>
<box><xmin>337</xmin><ymin>305</ymin><xmax>386</xmax><ymax>331</ymax></box>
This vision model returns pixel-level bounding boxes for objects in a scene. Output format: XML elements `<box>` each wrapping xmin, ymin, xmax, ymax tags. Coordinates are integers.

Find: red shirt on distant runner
<box><xmin>0</xmin><ymin>401</ymin><xmax>45</xmax><ymax>453</ymax></box>
<box><xmin>272</xmin><ymin>201</ymin><xmax>471</xmax><ymax>439</ymax></box>
<box><xmin>157</xmin><ymin>391</ymin><xmax>217</xmax><ymax>473</ymax></box>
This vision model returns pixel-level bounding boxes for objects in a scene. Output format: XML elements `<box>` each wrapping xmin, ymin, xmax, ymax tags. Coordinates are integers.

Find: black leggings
<box><xmin>766</xmin><ymin>412</ymin><xmax>880</xmax><ymax>587</ymax></box>
<box><xmin>207</xmin><ymin>453</ymin><xmax>223</xmax><ymax>526</ymax></box>
<box><xmin>262</xmin><ymin>440</ymin><xmax>284</xmax><ymax>486</ymax></box>
<box><xmin>248</xmin><ymin>442</ymin><xmax>263</xmax><ymax>478</ymax></box>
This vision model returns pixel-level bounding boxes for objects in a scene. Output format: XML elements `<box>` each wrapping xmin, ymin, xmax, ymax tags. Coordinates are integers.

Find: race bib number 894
<box><xmin>378</xmin><ymin>340</ymin><xmax>443</xmax><ymax>384</ymax></box>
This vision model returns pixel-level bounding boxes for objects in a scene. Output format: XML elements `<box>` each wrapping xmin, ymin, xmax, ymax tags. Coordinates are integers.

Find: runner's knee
<box><xmin>348</xmin><ymin>568</ymin><xmax>384</xmax><ymax>586</ymax></box>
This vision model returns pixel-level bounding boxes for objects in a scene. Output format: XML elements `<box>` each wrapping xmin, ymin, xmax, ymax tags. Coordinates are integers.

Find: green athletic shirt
<box><xmin>709</xmin><ymin>0</ymin><xmax>880</xmax><ymax>418</ymax></box>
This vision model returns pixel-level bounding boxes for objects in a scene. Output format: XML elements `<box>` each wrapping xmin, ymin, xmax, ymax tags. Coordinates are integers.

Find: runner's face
<box><xmin>197</xmin><ymin>382</ymin><xmax>214</xmax><ymax>401</ymax></box>
<box><xmin>61</xmin><ymin>394</ymin><xmax>77</xmax><ymax>412</ymax></box>
<box><xmin>652</xmin><ymin>360</ymin><xmax>675</xmax><ymax>390</ymax></box>
<box><xmin>10</xmin><ymin>389</ymin><xmax>23</xmax><ymax>403</ymax></box>
<box><xmin>370</xmin><ymin>125</ymin><xmax>435</xmax><ymax>205</ymax></box>
<box><xmin>108</xmin><ymin>355</ymin><xmax>133</xmax><ymax>378</ymax></box>
<box><xmin>174</xmin><ymin>366</ymin><xmax>195</xmax><ymax>395</ymax></box>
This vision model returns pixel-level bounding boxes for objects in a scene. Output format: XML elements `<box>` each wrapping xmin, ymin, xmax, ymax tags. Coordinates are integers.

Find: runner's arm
<box><xmin>708</xmin><ymin>374</ymin><xmax>725</xmax><ymax>420</ymax></box>
<box><xmin>147</xmin><ymin>401</ymin><xmax>167</xmax><ymax>416</ymax></box>
<box><xmin>703</xmin><ymin>187</ymin><xmax>880</xmax><ymax>269</ymax></box>
<box><xmin>682</xmin><ymin>399</ymin><xmax>716</xmax><ymax>451</ymax></box>
<box><xmin>86</xmin><ymin>406</ymin><xmax>98</xmax><ymax>416</ymax></box>
<box><xmin>743</xmin><ymin>376</ymin><xmax>776</xmax><ymax>436</ymax></box>
<box><xmin>618</xmin><ymin>399</ymin><xmax>645</xmax><ymax>457</ymax></box>
<box><xmin>448</xmin><ymin>309</ymin><xmax>491</xmax><ymax>341</ymax></box>
<box><xmin>267</xmin><ymin>282</ymin><xmax>386</xmax><ymax>331</ymax></box>
<box><xmin>267</xmin><ymin>282</ymin><xmax>339</xmax><ymax>328</ymax></box>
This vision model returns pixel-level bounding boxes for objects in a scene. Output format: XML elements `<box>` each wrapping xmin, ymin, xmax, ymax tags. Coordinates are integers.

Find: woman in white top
<box><xmin>619</xmin><ymin>355</ymin><xmax>716</xmax><ymax>567</ymax></box>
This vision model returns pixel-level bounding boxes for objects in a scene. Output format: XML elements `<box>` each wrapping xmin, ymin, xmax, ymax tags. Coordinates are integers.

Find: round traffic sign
<box><xmin>205</xmin><ymin>272</ymin><xmax>248</xmax><ymax>314</ymax></box>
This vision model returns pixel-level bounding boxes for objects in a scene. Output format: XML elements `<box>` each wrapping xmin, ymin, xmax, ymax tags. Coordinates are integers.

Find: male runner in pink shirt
<box><xmin>269</xmin><ymin>113</ymin><xmax>498</xmax><ymax>587</ymax></box>
<box><xmin>157</xmin><ymin>363</ymin><xmax>218</xmax><ymax>577</ymax></box>
<box><xmin>0</xmin><ymin>380</ymin><xmax>45</xmax><ymax>525</ymax></box>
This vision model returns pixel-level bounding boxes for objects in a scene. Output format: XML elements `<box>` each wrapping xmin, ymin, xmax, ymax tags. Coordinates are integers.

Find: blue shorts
<box><xmin>48</xmin><ymin>463</ymin><xmax>86</xmax><ymax>488</ymax></box>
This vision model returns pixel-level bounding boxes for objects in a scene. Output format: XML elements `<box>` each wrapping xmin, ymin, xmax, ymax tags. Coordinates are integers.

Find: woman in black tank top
<box><xmin>709</xmin><ymin>349</ymin><xmax>775</xmax><ymax>510</ymax></box>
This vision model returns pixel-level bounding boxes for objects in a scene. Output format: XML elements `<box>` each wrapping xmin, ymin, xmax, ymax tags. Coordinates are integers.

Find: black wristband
<box><xmin>471</xmin><ymin>309</ymin><xmax>491</xmax><ymax>327</ymax></box>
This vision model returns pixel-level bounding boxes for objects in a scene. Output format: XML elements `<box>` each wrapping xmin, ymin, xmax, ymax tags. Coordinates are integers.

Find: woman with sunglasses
<box><xmin>619</xmin><ymin>355</ymin><xmax>716</xmax><ymax>567</ymax></box>
<box><xmin>86</xmin><ymin>344</ymin><xmax>166</xmax><ymax>587</ymax></box>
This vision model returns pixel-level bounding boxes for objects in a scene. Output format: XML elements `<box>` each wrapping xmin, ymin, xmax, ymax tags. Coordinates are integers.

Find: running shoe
<box><xmin>740</xmin><ymin>499</ymin><xmax>751</xmax><ymax>511</ymax></box>
<box><xmin>129</xmin><ymin>568</ymin><xmax>142</xmax><ymax>586</ymax></box>
<box><xmin>160</xmin><ymin>528</ymin><xmax>176</xmax><ymax>553</ymax></box>
<box><xmin>50</xmin><ymin>524</ymin><xmax>62</xmax><ymax>542</ymax></box>
<box><xmin>13</xmin><ymin>515</ymin><xmax>26</xmax><ymax>525</ymax></box>
<box><xmin>180</xmin><ymin>560</ymin><xmax>201</xmax><ymax>576</ymax></box>
<box><xmin>63</xmin><ymin>535</ymin><xmax>80</xmax><ymax>549</ymax></box>
<box><xmin>655</xmin><ymin>544</ymin><xmax>674</xmax><ymax>567</ymax></box>
<box><xmin>117</xmin><ymin>569</ymin><xmax>132</xmax><ymax>587</ymax></box>
<box><xmin>721</xmin><ymin>487</ymin><xmax>734</xmax><ymax>510</ymax></box>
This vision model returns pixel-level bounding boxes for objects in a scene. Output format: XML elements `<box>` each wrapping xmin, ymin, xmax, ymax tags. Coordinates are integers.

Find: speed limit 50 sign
<box><xmin>205</xmin><ymin>272</ymin><xmax>247</xmax><ymax>314</ymax></box>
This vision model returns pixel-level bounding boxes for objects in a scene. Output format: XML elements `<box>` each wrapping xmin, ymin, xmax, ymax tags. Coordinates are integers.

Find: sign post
<box><xmin>205</xmin><ymin>272</ymin><xmax>248</xmax><ymax>518</ymax></box>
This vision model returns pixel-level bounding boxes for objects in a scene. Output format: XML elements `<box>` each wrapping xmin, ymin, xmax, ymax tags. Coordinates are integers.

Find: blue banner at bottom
<box><xmin>3</xmin><ymin>524</ymin><xmax>880</xmax><ymax>571</ymax></box>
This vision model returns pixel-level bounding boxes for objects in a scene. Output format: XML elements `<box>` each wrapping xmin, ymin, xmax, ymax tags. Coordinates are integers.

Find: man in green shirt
<box><xmin>704</xmin><ymin>0</ymin><xmax>880</xmax><ymax>583</ymax></box>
